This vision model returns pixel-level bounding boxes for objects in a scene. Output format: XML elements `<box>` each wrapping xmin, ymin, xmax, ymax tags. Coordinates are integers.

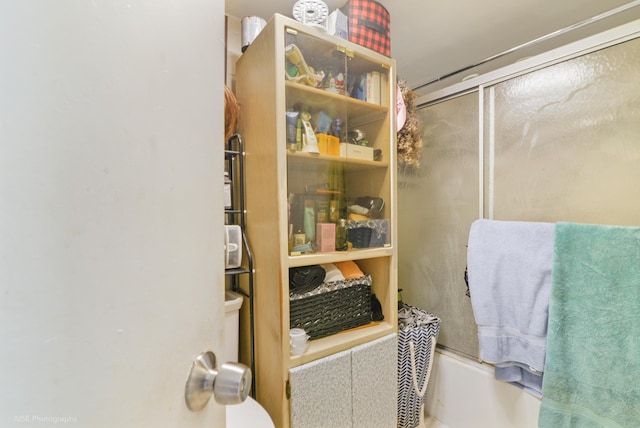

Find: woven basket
<box><xmin>347</xmin><ymin>227</ymin><xmax>373</xmax><ymax>248</ymax></box>
<box><xmin>397</xmin><ymin>304</ymin><xmax>441</xmax><ymax>428</ymax></box>
<box><xmin>290</xmin><ymin>275</ymin><xmax>372</xmax><ymax>340</ymax></box>
<box><xmin>347</xmin><ymin>219</ymin><xmax>388</xmax><ymax>248</ymax></box>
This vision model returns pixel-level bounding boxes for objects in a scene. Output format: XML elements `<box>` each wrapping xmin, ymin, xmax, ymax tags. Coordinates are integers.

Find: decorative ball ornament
<box><xmin>292</xmin><ymin>0</ymin><xmax>329</xmax><ymax>29</ymax></box>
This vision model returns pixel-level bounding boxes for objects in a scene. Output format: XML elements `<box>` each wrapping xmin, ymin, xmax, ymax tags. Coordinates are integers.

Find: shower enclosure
<box><xmin>398</xmin><ymin>23</ymin><xmax>640</xmax><ymax>360</ymax></box>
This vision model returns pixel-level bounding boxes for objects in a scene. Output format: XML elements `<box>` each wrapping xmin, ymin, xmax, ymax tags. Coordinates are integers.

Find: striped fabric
<box><xmin>397</xmin><ymin>306</ymin><xmax>441</xmax><ymax>428</ymax></box>
<box><xmin>344</xmin><ymin>0</ymin><xmax>391</xmax><ymax>56</ymax></box>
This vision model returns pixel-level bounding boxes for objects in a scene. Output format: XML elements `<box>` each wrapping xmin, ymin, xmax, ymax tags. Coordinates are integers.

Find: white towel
<box><xmin>321</xmin><ymin>263</ymin><xmax>345</xmax><ymax>283</ymax></box>
<box><xmin>467</xmin><ymin>219</ymin><xmax>554</xmax><ymax>397</ymax></box>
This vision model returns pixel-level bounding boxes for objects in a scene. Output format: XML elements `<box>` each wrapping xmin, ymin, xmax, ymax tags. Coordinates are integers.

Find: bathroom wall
<box><xmin>399</xmin><ymin>26</ymin><xmax>640</xmax><ymax>359</ymax></box>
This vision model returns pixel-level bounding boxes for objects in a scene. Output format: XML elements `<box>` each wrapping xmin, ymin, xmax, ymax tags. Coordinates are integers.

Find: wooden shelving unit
<box><xmin>235</xmin><ymin>14</ymin><xmax>397</xmax><ymax>427</ymax></box>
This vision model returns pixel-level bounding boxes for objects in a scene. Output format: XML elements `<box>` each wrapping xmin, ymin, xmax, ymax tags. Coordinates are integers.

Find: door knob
<box><xmin>185</xmin><ymin>350</ymin><xmax>252</xmax><ymax>411</ymax></box>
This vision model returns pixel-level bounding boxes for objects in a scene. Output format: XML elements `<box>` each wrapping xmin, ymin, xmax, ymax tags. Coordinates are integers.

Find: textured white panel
<box><xmin>290</xmin><ymin>350</ymin><xmax>352</xmax><ymax>428</ymax></box>
<box><xmin>352</xmin><ymin>333</ymin><xmax>398</xmax><ymax>428</ymax></box>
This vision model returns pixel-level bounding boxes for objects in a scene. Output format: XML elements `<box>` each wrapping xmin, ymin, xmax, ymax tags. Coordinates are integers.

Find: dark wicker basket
<box><xmin>346</xmin><ymin>219</ymin><xmax>388</xmax><ymax>248</ymax></box>
<box><xmin>347</xmin><ymin>227</ymin><xmax>373</xmax><ymax>248</ymax></box>
<box><xmin>290</xmin><ymin>275</ymin><xmax>372</xmax><ymax>340</ymax></box>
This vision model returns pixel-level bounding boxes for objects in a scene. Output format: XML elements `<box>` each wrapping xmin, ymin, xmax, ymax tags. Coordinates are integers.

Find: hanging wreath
<box><xmin>396</xmin><ymin>79</ymin><xmax>423</xmax><ymax>169</ymax></box>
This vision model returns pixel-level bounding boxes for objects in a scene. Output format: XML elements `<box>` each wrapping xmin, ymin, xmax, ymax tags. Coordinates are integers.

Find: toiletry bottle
<box><xmin>293</xmin><ymin>228</ymin><xmax>306</xmax><ymax>247</ymax></box>
<box><xmin>286</xmin><ymin>110</ymin><xmax>300</xmax><ymax>151</ymax></box>
<box><xmin>329</xmin><ymin>200</ymin><xmax>339</xmax><ymax>223</ymax></box>
<box><xmin>296</xmin><ymin>118</ymin><xmax>302</xmax><ymax>151</ymax></box>
<box><xmin>336</xmin><ymin>219</ymin><xmax>348</xmax><ymax>251</ymax></box>
<box><xmin>316</xmin><ymin>199</ymin><xmax>329</xmax><ymax>223</ymax></box>
<box><xmin>303</xmin><ymin>200</ymin><xmax>316</xmax><ymax>242</ymax></box>
<box><xmin>288</xmin><ymin>224</ymin><xmax>294</xmax><ymax>254</ymax></box>
<box><xmin>332</xmin><ymin>118</ymin><xmax>342</xmax><ymax>139</ymax></box>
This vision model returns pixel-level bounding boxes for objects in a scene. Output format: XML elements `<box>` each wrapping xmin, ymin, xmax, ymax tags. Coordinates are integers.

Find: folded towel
<box><xmin>467</xmin><ymin>219</ymin><xmax>555</xmax><ymax>397</ymax></box>
<box><xmin>289</xmin><ymin>265</ymin><xmax>326</xmax><ymax>294</ymax></box>
<box><xmin>539</xmin><ymin>222</ymin><xmax>640</xmax><ymax>427</ymax></box>
<box><xmin>320</xmin><ymin>263</ymin><xmax>345</xmax><ymax>283</ymax></box>
<box><xmin>334</xmin><ymin>260</ymin><xmax>365</xmax><ymax>280</ymax></box>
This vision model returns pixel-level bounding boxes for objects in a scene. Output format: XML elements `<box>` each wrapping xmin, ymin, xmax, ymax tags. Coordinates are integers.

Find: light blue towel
<box><xmin>539</xmin><ymin>222</ymin><xmax>640</xmax><ymax>427</ymax></box>
<box><xmin>467</xmin><ymin>219</ymin><xmax>555</xmax><ymax>397</ymax></box>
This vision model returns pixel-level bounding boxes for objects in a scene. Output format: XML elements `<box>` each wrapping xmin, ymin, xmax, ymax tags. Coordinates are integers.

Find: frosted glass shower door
<box><xmin>490</xmin><ymin>37</ymin><xmax>640</xmax><ymax>224</ymax></box>
<box><xmin>399</xmin><ymin>36</ymin><xmax>640</xmax><ymax>360</ymax></box>
<box><xmin>398</xmin><ymin>93</ymin><xmax>480</xmax><ymax>357</ymax></box>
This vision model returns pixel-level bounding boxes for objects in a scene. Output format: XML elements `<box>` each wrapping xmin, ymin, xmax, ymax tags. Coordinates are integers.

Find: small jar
<box><xmin>335</xmin><ymin>219</ymin><xmax>348</xmax><ymax>251</ymax></box>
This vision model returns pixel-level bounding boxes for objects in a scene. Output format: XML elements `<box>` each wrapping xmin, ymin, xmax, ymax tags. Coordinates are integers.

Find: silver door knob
<box><xmin>185</xmin><ymin>350</ymin><xmax>252</xmax><ymax>411</ymax></box>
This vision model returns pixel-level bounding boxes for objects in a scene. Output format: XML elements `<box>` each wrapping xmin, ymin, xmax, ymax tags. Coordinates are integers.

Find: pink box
<box><xmin>316</xmin><ymin>223</ymin><xmax>336</xmax><ymax>252</ymax></box>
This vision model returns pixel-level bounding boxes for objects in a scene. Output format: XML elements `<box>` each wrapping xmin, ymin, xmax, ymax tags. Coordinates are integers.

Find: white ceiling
<box><xmin>226</xmin><ymin>0</ymin><xmax>640</xmax><ymax>94</ymax></box>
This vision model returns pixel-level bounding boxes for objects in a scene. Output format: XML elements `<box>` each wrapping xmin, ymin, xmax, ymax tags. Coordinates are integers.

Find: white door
<box><xmin>0</xmin><ymin>1</ymin><xmax>227</xmax><ymax>427</ymax></box>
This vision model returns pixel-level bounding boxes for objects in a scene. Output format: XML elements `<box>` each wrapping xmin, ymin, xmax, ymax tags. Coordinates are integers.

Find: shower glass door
<box><xmin>399</xmin><ymin>36</ymin><xmax>640</xmax><ymax>358</ymax></box>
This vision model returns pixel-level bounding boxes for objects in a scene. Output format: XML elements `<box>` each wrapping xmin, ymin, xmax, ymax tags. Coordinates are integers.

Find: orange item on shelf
<box><xmin>334</xmin><ymin>260</ymin><xmax>365</xmax><ymax>280</ymax></box>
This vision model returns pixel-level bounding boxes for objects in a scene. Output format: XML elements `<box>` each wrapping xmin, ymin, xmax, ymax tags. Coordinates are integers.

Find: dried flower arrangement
<box><xmin>396</xmin><ymin>79</ymin><xmax>423</xmax><ymax>169</ymax></box>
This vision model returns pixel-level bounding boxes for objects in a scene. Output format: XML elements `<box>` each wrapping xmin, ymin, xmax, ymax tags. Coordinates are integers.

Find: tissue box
<box><xmin>342</xmin><ymin>0</ymin><xmax>390</xmax><ymax>57</ymax></box>
<box><xmin>327</xmin><ymin>9</ymin><xmax>348</xmax><ymax>40</ymax></box>
<box><xmin>340</xmin><ymin>143</ymin><xmax>374</xmax><ymax>161</ymax></box>
<box><xmin>316</xmin><ymin>223</ymin><xmax>336</xmax><ymax>252</ymax></box>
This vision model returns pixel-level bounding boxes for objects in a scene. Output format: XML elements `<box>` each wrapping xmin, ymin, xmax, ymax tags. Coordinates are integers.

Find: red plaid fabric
<box><xmin>343</xmin><ymin>0</ymin><xmax>390</xmax><ymax>57</ymax></box>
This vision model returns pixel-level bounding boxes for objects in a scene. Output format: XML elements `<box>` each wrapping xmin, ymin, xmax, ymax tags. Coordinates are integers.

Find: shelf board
<box><xmin>288</xmin><ymin>246</ymin><xmax>393</xmax><ymax>267</ymax></box>
<box><xmin>288</xmin><ymin>321</ymin><xmax>396</xmax><ymax>368</ymax></box>
<box><xmin>285</xmin><ymin>81</ymin><xmax>388</xmax><ymax>118</ymax></box>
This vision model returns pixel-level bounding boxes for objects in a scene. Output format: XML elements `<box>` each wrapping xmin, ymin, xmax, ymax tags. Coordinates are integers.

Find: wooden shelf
<box><xmin>288</xmin><ymin>246</ymin><xmax>393</xmax><ymax>267</ymax></box>
<box><xmin>288</xmin><ymin>321</ymin><xmax>395</xmax><ymax>368</ymax></box>
<box><xmin>285</xmin><ymin>81</ymin><xmax>389</xmax><ymax>115</ymax></box>
<box><xmin>235</xmin><ymin>14</ymin><xmax>397</xmax><ymax>428</ymax></box>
